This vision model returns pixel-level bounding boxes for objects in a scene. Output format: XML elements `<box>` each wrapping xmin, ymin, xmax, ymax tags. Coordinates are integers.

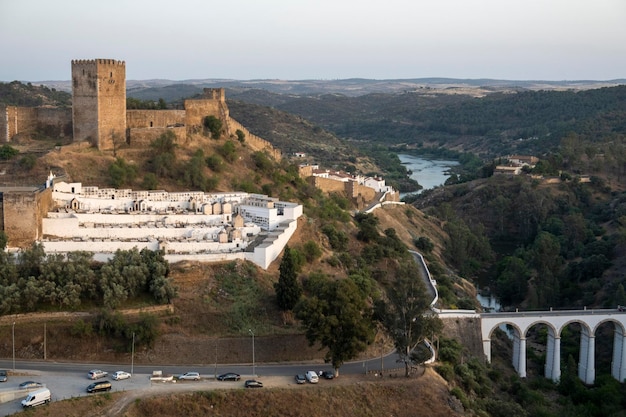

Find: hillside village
<box><xmin>0</xmin><ymin>59</ymin><xmax>397</xmax><ymax>267</ymax></box>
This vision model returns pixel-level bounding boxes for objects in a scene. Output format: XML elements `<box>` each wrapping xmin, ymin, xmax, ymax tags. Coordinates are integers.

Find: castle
<box><xmin>1</xmin><ymin>59</ymin><xmax>280</xmax><ymax>159</ymax></box>
<box><xmin>0</xmin><ymin>59</ymin><xmax>297</xmax><ymax>268</ymax></box>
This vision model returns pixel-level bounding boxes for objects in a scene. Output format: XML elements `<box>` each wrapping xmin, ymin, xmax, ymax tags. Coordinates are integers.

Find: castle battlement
<box><xmin>71</xmin><ymin>59</ymin><xmax>125</xmax><ymax>66</ymax></box>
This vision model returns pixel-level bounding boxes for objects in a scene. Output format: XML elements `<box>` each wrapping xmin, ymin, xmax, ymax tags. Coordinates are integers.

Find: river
<box><xmin>397</xmin><ymin>154</ymin><xmax>459</xmax><ymax>197</ymax></box>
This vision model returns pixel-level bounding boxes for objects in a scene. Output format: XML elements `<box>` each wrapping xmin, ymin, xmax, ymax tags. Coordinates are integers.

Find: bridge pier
<box><xmin>612</xmin><ymin>327</ymin><xmax>626</xmax><ymax>382</ymax></box>
<box><xmin>545</xmin><ymin>331</ymin><xmax>561</xmax><ymax>382</ymax></box>
<box><xmin>512</xmin><ymin>333</ymin><xmax>527</xmax><ymax>378</ymax></box>
<box><xmin>578</xmin><ymin>329</ymin><xmax>595</xmax><ymax>385</ymax></box>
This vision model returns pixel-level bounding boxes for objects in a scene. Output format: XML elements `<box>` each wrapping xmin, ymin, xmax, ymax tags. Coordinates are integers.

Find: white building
<box><xmin>41</xmin><ymin>181</ymin><xmax>303</xmax><ymax>269</ymax></box>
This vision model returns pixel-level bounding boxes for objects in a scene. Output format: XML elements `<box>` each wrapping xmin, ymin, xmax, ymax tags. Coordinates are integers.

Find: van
<box><xmin>86</xmin><ymin>380</ymin><xmax>112</xmax><ymax>393</ymax></box>
<box><xmin>21</xmin><ymin>388</ymin><xmax>51</xmax><ymax>408</ymax></box>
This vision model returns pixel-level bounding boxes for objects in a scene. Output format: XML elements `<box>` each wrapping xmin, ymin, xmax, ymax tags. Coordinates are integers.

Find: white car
<box><xmin>305</xmin><ymin>370</ymin><xmax>319</xmax><ymax>383</ymax></box>
<box><xmin>178</xmin><ymin>372</ymin><xmax>201</xmax><ymax>380</ymax></box>
<box><xmin>112</xmin><ymin>371</ymin><xmax>131</xmax><ymax>380</ymax></box>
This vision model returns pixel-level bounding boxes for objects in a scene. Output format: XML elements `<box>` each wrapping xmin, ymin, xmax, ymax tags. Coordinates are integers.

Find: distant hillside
<box><xmin>0</xmin><ymin>81</ymin><xmax>71</xmax><ymax>107</ymax></box>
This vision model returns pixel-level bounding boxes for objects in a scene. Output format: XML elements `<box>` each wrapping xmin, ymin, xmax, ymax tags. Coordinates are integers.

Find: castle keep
<box><xmin>1</xmin><ymin>59</ymin><xmax>280</xmax><ymax>159</ymax></box>
<box><xmin>72</xmin><ymin>59</ymin><xmax>126</xmax><ymax>151</ymax></box>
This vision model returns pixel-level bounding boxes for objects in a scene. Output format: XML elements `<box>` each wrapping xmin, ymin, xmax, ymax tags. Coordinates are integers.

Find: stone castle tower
<box><xmin>71</xmin><ymin>59</ymin><xmax>126</xmax><ymax>151</ymax></box>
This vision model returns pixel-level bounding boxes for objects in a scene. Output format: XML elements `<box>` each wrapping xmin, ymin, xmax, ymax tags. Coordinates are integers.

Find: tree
<box><xmin>295</xmin><ymin>274</ymin><xmax>375</xmax><ymax>375</ymax></box>
<box><xmin>203</xmin><ymin>115</ymin><xmax>223</xmax><ymax>139</ymax></box>
<box><xmin>274</xmin><ymin>245</ymin><xmax>302</xmax><ymax>311</ymax></box>
<box><xmin>236</xmin><ymin>129</ymin><xmax>245</xmax><ymax>143</ymax></box>
<box><xmin>375</xmin><ymin>262</ymin><xmax>443</xmax><ymax>377</ymax></box>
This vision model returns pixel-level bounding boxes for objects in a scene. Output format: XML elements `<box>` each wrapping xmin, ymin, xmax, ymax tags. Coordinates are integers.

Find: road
<box><xmin>0</xmin><ymin>352</ymin><xmax>401</xmax><ymax>416</ymax></box>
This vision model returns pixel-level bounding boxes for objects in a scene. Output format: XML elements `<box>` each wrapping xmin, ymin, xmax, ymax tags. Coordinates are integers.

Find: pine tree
<box><xmin>274</xmin><ymin>246</ymin><xmax>302</xmax><ymax>311</ymax></box>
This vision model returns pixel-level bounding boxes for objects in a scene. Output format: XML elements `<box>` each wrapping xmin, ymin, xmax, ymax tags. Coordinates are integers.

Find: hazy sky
<box><xmin>1</xmin><ymin>0</ymin><xmax>625</xmax><ymax>82</ymax></box>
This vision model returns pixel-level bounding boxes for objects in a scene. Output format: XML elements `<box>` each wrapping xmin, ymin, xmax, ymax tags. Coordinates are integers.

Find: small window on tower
<box><xmin>110</xmin><ymin>72</ymin><xmax>113</xmax><ymax>77</ymax></box>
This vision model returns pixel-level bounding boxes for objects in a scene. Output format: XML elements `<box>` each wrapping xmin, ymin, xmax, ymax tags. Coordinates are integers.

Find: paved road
<box><xmin>0</xmin><ymin>353</ymin><xmax>400</xmax><ymax>416</ymax></box>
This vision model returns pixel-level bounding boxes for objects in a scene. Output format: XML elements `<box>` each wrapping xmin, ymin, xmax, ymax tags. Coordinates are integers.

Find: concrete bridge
<box><xmin>481</xmin><ymin>308</ymin><xmax>626</xmax><ymax>384</ymax></box>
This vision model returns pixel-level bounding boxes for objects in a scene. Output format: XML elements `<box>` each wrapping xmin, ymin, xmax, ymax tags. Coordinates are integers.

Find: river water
<box><xmin>397</xmin><ymin>154</ymin><xmax>504</xmax><ymax>312</ymax></box>
<box><xmin>397</xmin><ymin>154</ymin><xmax>459</xmax><ymax>197</ymax></box>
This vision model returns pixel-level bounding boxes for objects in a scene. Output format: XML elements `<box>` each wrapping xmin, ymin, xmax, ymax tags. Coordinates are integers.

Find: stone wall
<box><xmin>0</xmin><ymin>105</ymin><xmax>72</xmax><ymax>142</ymax></box>
<box><xmin>126</xmin><ymin>109</ymin><xmax>186</xmax><ymax>129</ymax></box>
<box><xmin>312</xmin><ymin>176</ymin><xmax>347</xmax><ymax>193</ymax></box>
<box><xmin>0</xmin><ymin>187</ymin><xmax>52</xmax><ymax>248</ymax></box>
<box><xmin>440</xmin><ymin>316</ymin><xmax>485</xmax><ymax>360</ymax></box>
<box><xmin>127</xmin><ymin>127</ymin><xmax>186</xmax><ymax>147</ymax></box>
<box><xmin>184</xmin><ymin>95</ymin><xmax>227</xmax><ymax>134</ymax></box>
<box><xmin>228</xmin><ymin>118</ymin><xmax>282</xmax><ymax>160</ymax></box>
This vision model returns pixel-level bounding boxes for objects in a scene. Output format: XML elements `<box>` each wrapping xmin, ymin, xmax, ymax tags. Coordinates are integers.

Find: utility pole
<box><xmin>12</xmin><ymin>322</ymin><xmax>16</xmax><ymax>372</ymax></box>
<box><xmin>214</xmin><ymin>340</ymin><xmax>218</xmax><ymax>380</ymax></box>
<box><xmin>131</xmin><ymin>332</ymin><xmax>135</xmax><ymax>376</ymax></box>
<box><xmin>43</xmin><ymin>323</ymin><xmax>46</xmax><ymax>361</ymax></box>
<box><xmin>248</xmin><ymin>329</ymin><xmax>255</xmax><ymax>376</ymax></box>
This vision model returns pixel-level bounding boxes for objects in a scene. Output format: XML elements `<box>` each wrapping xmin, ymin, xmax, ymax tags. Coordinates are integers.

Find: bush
<box><xmin>0</xmin><ymin>144</ymin><xmax>19</xmax><ymax>160</ymax></box>
<box><xmin>203</xmin><ymin>115</ymin><xmax>223</xmax><ymax>139</ymax></box>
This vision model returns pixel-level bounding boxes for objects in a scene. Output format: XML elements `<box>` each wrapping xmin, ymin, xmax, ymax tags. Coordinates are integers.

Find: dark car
<box><xmin>19</xmin><ymin>381</ymin><xmax>44</xmax><ymax>389</ymax></box>
<box><xmin>319</xmin><ymin>371</ymin><xmax>335</xmax><ymax>380</ymax></box>
<box><xmin>295</xmin><ymin>374</ymin><xmax>306</xmax><ymax>384</ymax></box>
<box><xmin>0</xmin><ymin>370</ymin><xmax>7</xmax><ymax>383</ymax></box>
<box><xmin>217</xmin><ymin>373</ymin><xmax>241</xmax><ymax>381</ymax></box>
<box><xmin>244</xmin><ymin>379</ymin><xmax>263</xmax><ymax>388</ymax></box>
<box><xmin>86</xmin><ymin>381</ymin><xmax>112</xmax><ymax>393</ymax></box>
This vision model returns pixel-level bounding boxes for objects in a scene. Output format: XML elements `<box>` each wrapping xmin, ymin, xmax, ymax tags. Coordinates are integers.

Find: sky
<box><xmin>1</xmin><ymin>0</ymin><xmax>625</xmax><ymax>82</ymax></box>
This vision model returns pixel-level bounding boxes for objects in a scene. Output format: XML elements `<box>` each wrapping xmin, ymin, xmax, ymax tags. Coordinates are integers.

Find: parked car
<box><xmin>86</xmin><ymin>381</ymin><xmax>112</xmax><ymax>393</ymax></box>
<box><xmin>88</xmin><ymin>370</ymin><xmax>108</xmax><ymax>380</ymax></box>
<box><xmin>19</xmin><ymin>381</ymin><xmax>44</xmax><ymax>389</ymax></box>
<box><xmin>178</xmin><ymin>372</ymin><xmax>201</xmax><ymax>380</ymax></box>
<box><xmin>244</xmin><ymin>379</ymin><xmax>263</xmax><ymax>388</ymax></box>
<box><xmin>21</xmin><ymin>388</ymin><xmax>51</xmax><ymax>408</ymax></box>
<box><xmin>305</xmin><ymin>370</ymin><xmax>319</xmax><ymax>383</ymax></box>
<box><xmin>217</xmin><ymin>372</ymin><xmax>240</xmax><ymax>381</ymax></box>
<box><xmin>295</xmin><ymin>374</ymin><xmax>306</xmax><ymax>384</ymax></box>
<box><xmin>0</xmin><ymin>370</ymin><xmax>7</xmax><ymax>382</ymax></box>
<box><xmin>319</xmin><ymin>370</ymin><xmax>335</xmax><ymax>380</ymax></box>
<box><xmin>112</xmin><ymin>371</ymin><xmax>131</xmax><ymax>380</ymax></box>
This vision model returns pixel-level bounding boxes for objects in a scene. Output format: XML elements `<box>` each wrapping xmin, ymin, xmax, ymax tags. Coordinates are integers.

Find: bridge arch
<box><xmin>481</xmin><ymin>309</ymin><xmax>626</xmax><ymax>384</ymax></box>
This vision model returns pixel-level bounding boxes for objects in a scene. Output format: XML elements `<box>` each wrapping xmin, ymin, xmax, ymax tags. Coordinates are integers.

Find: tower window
<box><xmin>110</xmin><ymin>72</ymin><xmax>113</xmax><ymax>77</ymax></box>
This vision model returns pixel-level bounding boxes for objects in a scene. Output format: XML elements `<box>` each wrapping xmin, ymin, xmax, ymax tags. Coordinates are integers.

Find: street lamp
<box><xmin>131</xmin><ymin>332</ymin><xmax>135</xmax><ymax>376</ymax></box>
<box><xmin>248</xmin><ymin>329</ymin><xmax>255</xmax><ymax>376</ymax></box>
<box><xmin>12</xmin><ymin>322</ymin><xmax>15</xmax><ymax>371</ymax></box>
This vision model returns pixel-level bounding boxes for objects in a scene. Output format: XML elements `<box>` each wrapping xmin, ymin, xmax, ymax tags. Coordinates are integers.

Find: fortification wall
<box><xmin>346</xmin><ymin>181</ymin><xmax>377</xmax><ymax>201</ymax></box>
<box><xmin>228</xmin><ymin>118</ymin><xmax>282</xmax><ymax>160</ymax></box>
<box><xmin>126</xmin><ymin>110</ymin><xmax>185</xmax><ymax>129</ymax></box>
<box><xmin>312</xmin><ymin>176</ymin><xmax>346</xmax><ymax>193</ymax></box>
<box><xmin>0</xmin><ymin>106</ymin><xmax>72</xmax><ymax>141</ymax></box>
<box><xmin>1</xmin><ymin>188</ymin><xmax>52</xmax><ymax>248</ymax></box>
<box><xmin>183</xmin><ymin>99</ymin><xmax>224</xmax><ymax>132</ymax></box>
<box><xmin>127</xmin><ymin>127</ymin><xmax>186</xmax><ymax>146</ymax></box>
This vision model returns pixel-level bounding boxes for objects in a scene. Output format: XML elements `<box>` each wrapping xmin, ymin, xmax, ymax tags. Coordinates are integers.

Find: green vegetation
<box><xmin>274</xmin><ymin>245</ymin><xmax>302</xmax><ymax>311</ymax></box>
<box><xmin>295</xmin><ymin>272</ymin><xmax>375</xmax><ymax>373</ymax></box>
<box><xmin>375</xmin><ymin>261</ymin><xmax>443</xmax><ymax>376</ymax></box>
<box><xmin>0</xmin><ymin>144</ymin><xmax>19</xmax><ymax>160</ymax></box>
<box><xmin>0</xmin><ymin>245</ymin><xmax>175</xmax><ymax>313</ymax></box>
<box><xmin>0</xmin><ymin>81</ymin><xmax>71</xmax><ymax>107</ymax></box>
<box><xmin>108</xmin><ymin>157</ymin><xmax>138</xmax><ymax>187</ymax></box>
<box><xmin>203</xmin><ymin>115</ymin><xmax>223</xmax><ymax>139</ymax></box>
<box><xmin>126</xmin><ymin>97</ymin><xmax>167</xmax><ymax>109</ymax></box>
